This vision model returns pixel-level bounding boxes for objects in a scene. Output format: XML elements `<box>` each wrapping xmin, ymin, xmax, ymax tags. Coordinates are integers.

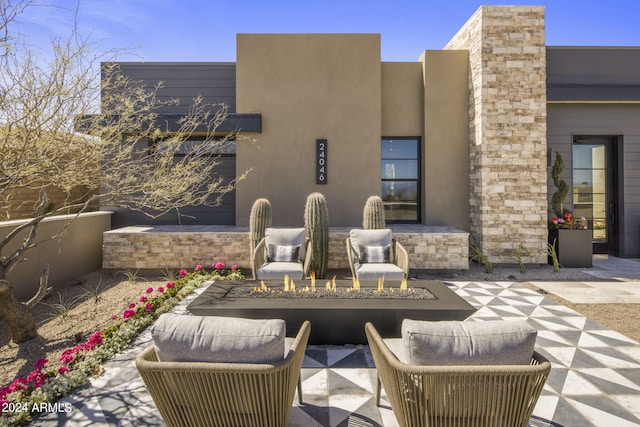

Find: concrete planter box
<box><xmin>548</xmin><ymin>228</ymin><xmax>592</xmax><ymax>268</ymax></box>
<box><xmin>188</xmin><ymin>280</ymin><xmax>476</xmax><ymax>345</ymax></box>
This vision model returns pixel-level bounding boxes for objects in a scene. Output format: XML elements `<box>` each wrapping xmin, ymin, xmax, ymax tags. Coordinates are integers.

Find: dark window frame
<box><xmin>148</xmin><ymin>135</ymin><xmax>237</xmax><ymax>158</ymax></box>
<box><xmin>381</xmin><ymin>137</ymin><xmax>421</xmax><ymax>224</ymax></box>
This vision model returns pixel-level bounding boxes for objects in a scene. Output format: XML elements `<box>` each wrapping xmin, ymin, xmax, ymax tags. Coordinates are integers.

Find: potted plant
<box><xmin>548</xmin><ymin>152</ymin><xmax>592</xmax><ymax>268</ymax></box>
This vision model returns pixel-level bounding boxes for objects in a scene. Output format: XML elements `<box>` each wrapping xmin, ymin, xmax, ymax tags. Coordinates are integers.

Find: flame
<box><xmin>325</xmin><ymin>281</ymin><xmax>331</xmax><ymax>290</ymax></box>
<box><xmin>311</xmin><ymin>272</ymin><xmax>316</xmax><ymax>292</ymax></box>
<box><xmin>400</xmin><ymin>277</ymin><xmax>408</xmax><ymax>291</ymax></box>
<box><xmin>352</xmin><ymin>277</ymin><xmax>360</xmax><ymax>291</ymax></box>
<box><xmin>290</xmin><ymin>279</ymin><xmax>296</xmax><ymax>292</ymax></box>
<box><xmin>377</xmin><ymin>276</ymin><xmax>384</xmax><ymax>291</ymax></box>
<box><xmin>284</xmin><ymin>274</ymin><xmax>290</xmax><ymax>292</ymax></box>
<box><xmin>261</xmin><ymin>280</ymin><xmax>268</xmax><ymax>292</ymax></box>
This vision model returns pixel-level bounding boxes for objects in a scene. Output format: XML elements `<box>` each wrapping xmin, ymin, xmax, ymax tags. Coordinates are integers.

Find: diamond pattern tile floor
<box><xmin>31</xmin><ymin>280</ymin><xmax>640</xmax><ymax>427</ymax></box>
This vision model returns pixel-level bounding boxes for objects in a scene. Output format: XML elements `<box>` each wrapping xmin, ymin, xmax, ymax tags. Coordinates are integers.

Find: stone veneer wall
<box><xmin>103</xmin><ymin>225</ymin><xmax>469</xmax><ymax>271</ymax></box>
<box><xmin>445</xmin><ymin>6</ymin><xmax>548</xmax><ymax>263</ymax></box>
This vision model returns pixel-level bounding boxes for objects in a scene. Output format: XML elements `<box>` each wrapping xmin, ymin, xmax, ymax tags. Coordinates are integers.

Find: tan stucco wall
<box><xmin>381</xmin><ymin>62</ymin><xmax>423</xmax><ymax>136</ymax></box>
<box><xmin>2</xmin><ymin>211</ymin><xmax>111</xmax><ymax>301</ymax></box>
<box><xmin>235</xmin><ymin>34</ymin><xmax>382</xmax><ymax>227</ymax></box>
<box><xmin>421</xmin><ymin>50</ymin><xmax>470</xmax><ymax>230</ymax></box>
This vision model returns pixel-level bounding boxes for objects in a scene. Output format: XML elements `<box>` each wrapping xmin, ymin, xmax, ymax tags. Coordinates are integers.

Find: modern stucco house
<box><xmin>101</xmin><ymin>5</ymin><xmax>640</xmax><ymax>270</ymax></box>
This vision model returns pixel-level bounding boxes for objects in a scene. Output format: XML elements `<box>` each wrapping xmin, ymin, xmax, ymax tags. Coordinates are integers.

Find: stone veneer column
<box><xmin>445</xmin><ymin>6</ymin><xmax>547</xmax><ymax>263</ymax></box>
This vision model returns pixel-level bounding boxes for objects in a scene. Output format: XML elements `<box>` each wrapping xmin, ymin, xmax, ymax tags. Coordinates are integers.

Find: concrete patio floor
<box><xmin>32</xmin><ymin>256</ymin><xmax>640</xmax><ymax>427</ymax></box>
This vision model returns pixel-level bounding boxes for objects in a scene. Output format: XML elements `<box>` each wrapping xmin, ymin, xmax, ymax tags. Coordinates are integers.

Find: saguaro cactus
<box><xmin>249</xmin><ymin>198</ymin><xmax>272</xmax><ymax>261</ymax></box>
<box><xmin>363</xmin><ymin>195</ymin><xmax>386</xmax><ymax>229</ymax></box>
<box><xmin>304</xmin><ymin>192</ymin><xmax>329</xmax><ymax>279</ymax></box>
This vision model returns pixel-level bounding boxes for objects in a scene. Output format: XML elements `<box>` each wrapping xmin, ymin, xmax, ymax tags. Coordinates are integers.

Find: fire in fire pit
<box><xmin>232</xmin><ymin>273</ymin><xmax>435</xmax><ymax>300</ymax></box>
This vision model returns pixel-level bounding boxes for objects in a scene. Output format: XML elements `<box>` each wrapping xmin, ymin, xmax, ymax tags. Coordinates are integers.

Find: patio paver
<box><xmin>31</xmin><ymin>279</ymin><xmax>640</xmax><ymax>427</ymax></box>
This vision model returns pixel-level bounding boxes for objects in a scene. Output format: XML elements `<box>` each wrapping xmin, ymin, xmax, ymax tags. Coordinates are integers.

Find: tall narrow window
<box><xmin>381</xmin><ymin>138</ymin><xmax>420</xmax><ymax>222</ymax></box>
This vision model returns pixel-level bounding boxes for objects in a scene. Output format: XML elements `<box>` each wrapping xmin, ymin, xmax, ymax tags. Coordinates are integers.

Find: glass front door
<box><xmin>572</xmin><ymin>136</ymin><xmax>619</xmax><ymax>255</ymax></box>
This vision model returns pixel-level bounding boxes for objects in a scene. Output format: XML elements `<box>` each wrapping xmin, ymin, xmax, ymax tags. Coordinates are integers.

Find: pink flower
<box><xmin>128</xmin><ymin>303</ymin><xmax>136</xmax><ymax>309</ymax></box>
<box><xmin>123</xmin><ymin>309</ymin><xmax>136</xmax><ymax>319</ymax></box>
<box><xmin>58</xmin><ymin>366</ymin><xmax>69</xmax><ymax>375</ymax></box>
<box><xmin>87</xmin><ymin>331</ymin><xmax>103</xmax><ymax>347</ymax></box>
<box><xmin>166</xmin><ymin>281</ymin><xmax>175</xmax><ymax>289</ymax></box>
<box><xmin>145</xmin><ymin>303</ymin><xmax>153</xmax><ymax>311</ymax></box>
<box><xmin>179</xmin><ymin>269</ymin><xmax>187</xmax><ymax>277</ymax></box>
<box><xmin>214</xmin><ymin>262</ymin><xmax>225</xmax><ymax>270</ymax></box>
<box><xmin>231</xmin><ymin>264</ymin><xmax>238</xmax><ymax>271</ymax></box>
<box><xmin>111</xmin><ymin>314</ymin><xmax>119</xmax><ymax>320</ymax></box>
<box><xmin>195</xmin><ymin>264</ymin><xmax>203</xmax><ymax>271</ymax></box>
<box><xmin>60</xmin><ymin>348</ymin><xmax>76</xmax><ymax>364</ymax></box>
<box><xmin>139</xmin><ymin>296</ymin><xmax>148</xmax><ymax>303</ymax></box>
<box><xmin>146</xmin><ymin>287</ymin><xmax>154</xmax><ymax>294</ymax></box>
<box><xmin>9</xmin><ymin>378</ymin><xmax>27</xmax><ymax>393</ymax></box>
<box><xmin>34</xmin><ymin>358</ymin><xmax>48</xmax><ymax>370</ymax></box>
<box><xmin>27</xmin><ymin>370</ymin><xmax>46</xmax><ymax>388</ymax></box>
<box><xmin>157</xmin><ymin>287</ymin><xmax>165</xmax><ymax>293</ymax></box>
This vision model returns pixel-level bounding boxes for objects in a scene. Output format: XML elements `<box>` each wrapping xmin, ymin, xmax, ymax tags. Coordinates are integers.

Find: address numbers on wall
<box><xmin>316</xmin><ymin>139</ymin><xmax>327</xmax><ymax>184</ymax></box>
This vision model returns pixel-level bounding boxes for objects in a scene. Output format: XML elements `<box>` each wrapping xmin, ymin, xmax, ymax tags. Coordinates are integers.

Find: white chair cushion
<box><xmin>151</xmin><ymin>314</ymin><xmax>286</xmax><ymax>364</ymax></box>
<box><xmin>402</xmin><ymin>319</ymin><xmax>537</xmax><ymax>366</ymax></box>
<box><xmin>356</xmin><ymin>263</ymin><xmax>405</xmax><ymax>281</ymax></box>
<box><xmin>265</xmin><ymin>228</ymin><xmax>306</xmax><ymax>262</ymax></box>
<box><xmin>257</xmin><ymin>262</ymin><xmax>305</xmax><ymax>280</ymax></box>
<box><xmin>349</xmin><ymin>229</ymin><xmax>395</xmax><ymax>266</ymax></box>
<box><xmin>383</xmin><ymin>338</ymin><xmax>408</xmax><ymax>363</ymax></box>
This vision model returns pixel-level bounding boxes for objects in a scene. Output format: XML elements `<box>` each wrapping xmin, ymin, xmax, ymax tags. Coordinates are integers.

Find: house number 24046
<box><xmin>316</xmin><ymin>139</ymin><xmax>327</xmax><ymax>184</ymax></box>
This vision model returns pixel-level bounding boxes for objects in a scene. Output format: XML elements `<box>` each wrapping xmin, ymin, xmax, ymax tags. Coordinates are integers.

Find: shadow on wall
<box><xmin>1</xmin><ymin>212</ymin><xmax>112</xmax><ymax>301</ymax></box>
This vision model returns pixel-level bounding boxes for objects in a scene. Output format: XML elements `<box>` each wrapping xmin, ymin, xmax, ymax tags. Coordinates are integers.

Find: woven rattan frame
<box><xmin>136</xmin><ymin>320</ymin><xmax>310</xmax><ymax>427</ymax></box>
<box><xmin>346</xmin><ymin>237</ymin><xmax>409</xmax><ymax>279</ymax></box>
<box><xmin>365</xmin><ymin>322</ymin><xmax>550</xmax><ymax>427</ymax></box>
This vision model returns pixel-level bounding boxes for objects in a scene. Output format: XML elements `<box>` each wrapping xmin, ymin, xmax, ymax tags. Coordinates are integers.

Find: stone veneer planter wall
<box><xmin>102</xmin><ymin>225</ymin><xmax>469</xmax><ymax>271</ymax></box>
<box><xmin>445</xmin><ymin>6</ymin><xmax>548</xmax><ymax>264</ymax></box>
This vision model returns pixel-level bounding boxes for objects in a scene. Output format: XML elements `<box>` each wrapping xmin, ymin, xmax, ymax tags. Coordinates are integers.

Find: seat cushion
<box><xmin>356</xmin><ymin>263</ymin><xmax>405</xmax><ymax>281</ymax></box>
<box><xmin>265</xmin><ymin>228</ymin><xmax>306</xmax><ymax>262</ymax></box>
<box><xmin>151</xmin><ymin>313</ymin><xmax>286</xmax><ymax>364</ymax></box>
<box><xmin>402</xmin><ymin>319</ymin><xmax>537</xmax><ymax>366</ymax></box>
<box><xmin>257</xmin><ymin>262</ymin><xmax>305</xmax><ymax>280</ymax></box>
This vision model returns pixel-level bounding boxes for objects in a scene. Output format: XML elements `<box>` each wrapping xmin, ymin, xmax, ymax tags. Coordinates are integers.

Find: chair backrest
<box><xmin>349</xmin><ymin>228</ymin><xmax>395</xmax><ymax>264</ymax></box>
<box><xmin>137</xmin><ymin>319</ymin><xmax>311</xmax><ymax>427</ymax></box>
<box><xmin>365</xmin><ymin>321</ymin><xmax>550</xmax><ymax>427</ymax></box>
<box><xmin>264</xmin><ymin>227</ymin><xmax>307</xmax><ymax>263</ymax></box>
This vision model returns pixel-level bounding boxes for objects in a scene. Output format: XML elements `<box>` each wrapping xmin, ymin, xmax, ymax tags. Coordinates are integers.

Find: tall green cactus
<box><xmin>304</xmin><ymin>192</ymin><xmax>329</xmax><ymax>279</ymax></box>
<box><xmin>249</xmin><ymin>198</ymin><xmax>272</xmax><ymax>261</ymax></box>
<box><xmin>363</xmin><ymin>195</ymin><xmax>386</xmax><ymax>229</ymax></box>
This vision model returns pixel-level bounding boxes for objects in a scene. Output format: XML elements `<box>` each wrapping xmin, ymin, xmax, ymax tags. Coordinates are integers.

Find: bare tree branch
<box><xmin>24</xmin><ymin>263</ymin><xmax>50</xmax><ymax>309</ymax></box>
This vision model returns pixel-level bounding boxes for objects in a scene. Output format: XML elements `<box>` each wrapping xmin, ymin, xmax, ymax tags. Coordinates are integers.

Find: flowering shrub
<box><xmin>0</xmin><ymin>263</ymin><xmax>244</xmax><ymax>426</ymax></box>
<box><xmin>550</xmin><ymin>212</ymin><xmax>587</xmax><ymax>229</ymax></box>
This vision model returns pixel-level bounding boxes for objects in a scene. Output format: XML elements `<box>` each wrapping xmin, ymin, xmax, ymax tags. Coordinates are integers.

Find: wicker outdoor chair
<box><xmin>346</xmin><ymin>228</ymin><xmax>409</xmax><ymax>281</ymax></box>
<box><xmin>365</xmin><ymin>321</ymin><xmax>551</xmax><ymax>427</ymax></box>
<box><xmin>137</xmin><ymin>318</ymin><xmax>311</xmax><ymax>427</ymax></box>
<box><xmin>252</xmin><ymin>227</ymin><xmax>312</xmax><ymax>280</ymax></box>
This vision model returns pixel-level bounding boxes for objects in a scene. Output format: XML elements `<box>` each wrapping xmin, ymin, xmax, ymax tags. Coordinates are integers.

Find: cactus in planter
<box><xmin>249</xmin><ymin>198</ymin><xmax>272</xmax><ymax>261</ymax></box>
<box><xmin>304</xmin><ymin>192</ymin><xmax>329</xmax><ymax>279</ymax></box>
<box><xmin>363</xmin><ymin>195</ymin><xmax>386</xmax><ymax>229</ymax></box>
<box><xmin>551</xmin><ymin>152</ymin><xmax>569</xmax><ymax>218</ymax></box>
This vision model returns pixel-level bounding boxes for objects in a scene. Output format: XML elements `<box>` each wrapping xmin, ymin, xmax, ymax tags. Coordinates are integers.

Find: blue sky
<box><xmin>14</xmin><ymin>0</ymin><xmax>640</xmax><ymax>62</ymax></box>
